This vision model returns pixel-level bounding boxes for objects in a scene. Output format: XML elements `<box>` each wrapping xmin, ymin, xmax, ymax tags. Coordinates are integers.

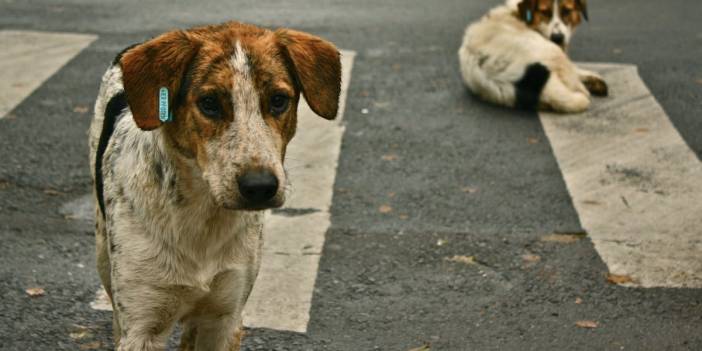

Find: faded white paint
<box><xmin>541</xmin><ymin>63</ymin><xmax>702</xmax><ymax>288</ymax></box>
<box><xmin>242</xmin><ymin>50</ymin><xmax>356</xmax><ymax>332</ymax></box>
<box><xmin>0</xmin><ymin>30</ymin><xmax>97</xmax><ymax>118</ymax></box>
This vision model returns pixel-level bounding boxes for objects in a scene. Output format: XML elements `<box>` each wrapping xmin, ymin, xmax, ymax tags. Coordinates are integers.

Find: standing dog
<box><xmin>458</xmin><ymin>0</ymin><xmax>608</xmax><ymax>113</ymax></box>
<box><xmin>89</xmin><ymin>22</ymin><xmax>341</xmax><ymax>350</ymax></box>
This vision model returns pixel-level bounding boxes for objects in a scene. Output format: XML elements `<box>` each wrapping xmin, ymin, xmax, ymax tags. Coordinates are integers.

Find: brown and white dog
<box><xmin>89</xmin><ymin>22</ymin><xmax>341</xmax><ymax>350</ymax></box>
<box><xmin>458</xmin><ymin>0</ymin><xmax>608</xmax><ymax>113</ymax></box>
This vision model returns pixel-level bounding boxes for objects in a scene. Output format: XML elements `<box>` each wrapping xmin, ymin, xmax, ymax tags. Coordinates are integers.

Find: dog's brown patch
<box><xmin>517</xmin><ymin>0</ymin><xmax>587</xmax><ymax>28</ymax></box>
<box><xmin>559</xmin><ymin>0</ymin><xmax>585</xmax><ymax>27</ymax></box>
<box><xmin>119</xmin><ymin>22</ymin><xmax>341</xmax><ymax>171</ymax></box>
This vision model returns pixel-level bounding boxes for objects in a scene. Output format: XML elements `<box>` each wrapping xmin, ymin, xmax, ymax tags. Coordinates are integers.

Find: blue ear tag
<box><xmin>526</xmin><ymin>10</ymin><xmax>533</xmax><ymax>23</ymax></box>
<box><xmin>159</xmin><ymin>87</ymin><xmax>174</xmax><ymax>123</ymax></box>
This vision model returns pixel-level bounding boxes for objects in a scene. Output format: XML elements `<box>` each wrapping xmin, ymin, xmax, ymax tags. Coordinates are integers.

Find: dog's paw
<box><xmin>582</xmin><ymin>76</ymin><xmax>609</xmax><ymax>97</ymax></box>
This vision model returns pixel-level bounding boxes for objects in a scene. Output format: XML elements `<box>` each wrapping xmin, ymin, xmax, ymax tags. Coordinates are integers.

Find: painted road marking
<box><xmin>0</xmin><ymin>30</ymin><xmax>97</xmax><ymax>118</ymax></box>
<box><xmin>86</xmin><ymin>51</ymin><xmax>356</xmax><ymax>332</ymax></box>
<box><xmin>243</xmin><ymin>50</ymin><xmax>355</xmax><ymax>333</ymax></box>
<box><xmin>541</xmin><ymin>63</ymin><xmax>702</xmax><ymax>288</ymax></box>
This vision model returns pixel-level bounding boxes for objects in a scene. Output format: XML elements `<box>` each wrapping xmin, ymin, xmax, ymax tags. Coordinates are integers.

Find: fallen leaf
<box><xmin>522</xmin><ymin>254</ymin><xmax>541</xmax><ymax>263</ymax></box>
<box><xmin>582</xmin><ymin>200</ymin><xmax>602</xmax><ymax>206</ymax></box>
<box><xmin>527</xmin><ymin>137</ymin><xmax>540</xmax><ymax>145</ymax></box>
<box><xmin>575</xmin><ymin>297</ymin><xmax>583</xmax><ymax>305</ymax></box>
<box><xmin>399</xmin><ymin>214</ymin><xmax>409</xmax><ymax>220</ymax></box>
<box><xmin>540</xmin><ymin>233</ymin><xmax>585</xmax><ymax>243</ymax></box>
<box><xmin>69</xmin><ymin>327</ymin><xmax>92</xmax><ymax>340</ymax></box>
<box><xmin>79</xmin><ymin>341</ymin><xmax>101</xmax><ymax>350</ymax></box>
<box><xmin>379</xmin><ymin>205</ymin><xmax>393</xmax><ymax>214</ymax></box>
<box><xmin>436</xmin><ymin>239</ymin><xmax>448</xmax><ymax>246</ymax></box>
<box><xmin>44</xmin><ymin>189</ymin><xmax>64</xmax><ymax>196</ymax></box>
<box><xmin>26</xmin><ymin>287</ymin><xmax>45</xmax><ymax>297</ymax></box>
<box><xmin>634</xmin><ymin>127</ymin><xmax>650</xmax><ymax>133</ymax></box>
<box><xmin>388</xmin><ymin>192</ymin><xmax>396</xmax><ymax>198</ymax></box>
<box><xmin>407</xmin><ymin>344</ymin><xmax>431</xmax><ymax>351</ymax></box>
<box><xmin>607</xmin><ymin>273</ymin><xmax>635</xmax><ymax>285</ymax></box>
<box><xmin>445</xmin><ymin>255</ymin><xmax>477</xmax><ymax>265</ymax></box>
<box><xmin>461</xmin><ymin>186</ymin><xmax>478</xmax><ymax>194</ymax></box>
<box><xmin>575</xmin><ymin>320</ymin><xmax>598</xmax><ymax>329</ymax></box>
<box><xmin>381</xmin><ymin>153</ymin><xmax>399</xmax><ymax>161</ymax></box>
<box><xmin>73</xmin><ymin>105</ymin><xmax>89</xmax><ymax>114</ymax></box>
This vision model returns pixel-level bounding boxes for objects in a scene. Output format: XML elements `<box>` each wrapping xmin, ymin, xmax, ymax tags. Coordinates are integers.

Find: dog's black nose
<box><xmin>238</xmin><ymin>171</ymin><xmax>279</xmax><ymax>205</ymax></box>
<box><xmin>550</xmin><ymin>33</ymin><xmax>565</xmax><ymax>46</ymax></box>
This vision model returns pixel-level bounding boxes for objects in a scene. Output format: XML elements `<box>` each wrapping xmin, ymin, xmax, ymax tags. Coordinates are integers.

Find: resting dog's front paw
<box><xmin>582</xmin><ymin>76</ymin><xmax>609</xmax><ymax>97</ymax></box>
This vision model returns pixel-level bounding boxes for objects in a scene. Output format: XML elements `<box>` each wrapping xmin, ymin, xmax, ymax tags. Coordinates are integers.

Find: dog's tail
<box><xmin>514</xmin><ymin>63</ymin><xmax>550</xmax><ymax>110</ymax></box>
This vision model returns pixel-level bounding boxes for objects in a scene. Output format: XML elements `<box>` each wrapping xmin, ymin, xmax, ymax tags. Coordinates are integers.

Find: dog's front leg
<box><xmin>577</xmin><ymin>67</ymin><xmax>609</xmax><ymax>97</ymax></box>
<box><xmin>112</xmin><ymin>284</ymin><xmax>180</xmax><ymax>351</ymax></box>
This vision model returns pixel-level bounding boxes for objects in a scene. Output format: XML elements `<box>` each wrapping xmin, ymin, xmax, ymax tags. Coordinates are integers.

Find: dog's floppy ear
<box><xmin>517</xmin><ymin>0</ymin><xmax>538</xmax><ymax>24</ymax></box>
<box><xmin>576</xmin><ymin>0</ymin><xmax>589</xmax><ymax>21</ymax></box>
<box><xmin>276</xmin><ymin>29</ymin><xmax>342</xmax><ymax>120</ymax></box>
<box><xmin>119</xmin><ymin>31</ymin><xmax>200</xmax><ymax>130</ymax></box>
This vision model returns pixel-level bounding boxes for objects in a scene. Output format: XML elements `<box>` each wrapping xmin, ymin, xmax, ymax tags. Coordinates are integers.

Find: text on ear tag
<box><xmin>159</xmin><ymin>87</ymin><xmax>173</xmax><ymax>123</ymax></box>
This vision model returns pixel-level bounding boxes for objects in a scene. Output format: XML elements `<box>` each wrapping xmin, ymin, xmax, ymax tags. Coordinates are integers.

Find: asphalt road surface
<box><xmin>1</xmin><ymin>0</ymin><xmax>701</xmax><ymax>350</ymax></box>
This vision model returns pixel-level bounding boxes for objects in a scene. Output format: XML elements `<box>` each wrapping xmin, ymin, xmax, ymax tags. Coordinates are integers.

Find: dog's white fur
<box><xmin>90</xmin><ymin>64</ymin><xmax>262</xmax><ymax>351</ymax></box>
<box><xmin>89</xmin><ymin>24</ymin><xmax>341</xmax><ymax>350</ymax></box>
<box><xmin>458</xmin><ymin>0</ymin><xmax>605</xmax><ymax>113</ymax></box>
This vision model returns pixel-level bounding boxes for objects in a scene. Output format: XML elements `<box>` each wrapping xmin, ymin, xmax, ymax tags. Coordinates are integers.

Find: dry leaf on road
<box><xmin>607</xmin><ymin>273</ymin><xmax>635</xmax><ymax>285</ymax></box>
<box><xmin>381</xmin><ymin>154</ymin><xmax>399</xmax><ymax>161</ymax></box>
<box><xmin>379</xmin><ymin>205</ymin><xmax>393</xmax><ymax>214</ymax></box>
<box><xmin>575</xmin><ymin>320</ymin><xmax>599</xmax><ymax>329</ymax></box>
<box><xmin>407</xmin><ymin>344</ymin><xmax>431</xmax><ymax>351</ymax></box>
<box><xmin>522</xmin><ymin>254</ymin><xmax>541</xmax><ymax>264</ymax></box>
<box><xmin>445</xmin><ymin>255</ymin><xmax>477</xmax><ymax>265</ymax></box>
<box><xmin>575</xmin><ymin>297</ymin><xmax>583</xmax><ymax>305</ymax></box>
<box><xmin>527</xmin><ymin>137</ymin><xmax>540</xmax><ymax>144</ymax></box>
<box><xmin>73</xmin><ymin>105</ymin><xmax>89</xmax><ymax>114</ymax></box>
<box><xmin>461</xmin><ymin>186</ymin><xmax>478</xmax><ymax>194</ymax></box>
<box><xmin>79</xmin><ymin>341</ymin><xmax>101</xmax><ymax>350</ymax></box>
<box><xmin>26</xmin><ymin>287</ymin><xmax>45</xmax><ymax>297</ymax></box>
<box><xmin>540</xmin><ymin>233</ymin><xmax>585</xmax><ymax>243</ymax></box>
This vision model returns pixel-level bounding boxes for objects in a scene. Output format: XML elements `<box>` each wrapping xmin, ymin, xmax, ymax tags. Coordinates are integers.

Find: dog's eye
<box><xmin>197</xmin><ymin>95</ymin><xmax>222</xmax><ymax>119</ymax></box>
<box><xmin>543</xmin><ymin>10</ymin><xmax>553</xmax><ymax>17</ymax></box>
<box><xmin>269</xmin><ymin>94</ymin><xmax>290</xmax><ymax>116</ymax></box>
<box><xmin>561</xmin><ymin>8</ymin><xmax>571</xmax><ymax>16</ymax></box>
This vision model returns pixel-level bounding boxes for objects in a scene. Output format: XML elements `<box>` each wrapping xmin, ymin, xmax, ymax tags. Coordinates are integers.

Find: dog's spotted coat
<box><xmin>458</xmin><ymin>0</ymin><xmax>608</xmax><ymax>113</ymax></box>
<box><xmin>89</xmin><ymin>22</ymin><xmax>341</xmax><ymax>351</ymax></box>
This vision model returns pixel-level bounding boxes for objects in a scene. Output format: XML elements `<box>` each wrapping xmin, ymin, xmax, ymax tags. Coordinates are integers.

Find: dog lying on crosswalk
<box><xmin>89</xmin><ymin>22</ymin><xmax>341</xmax><ymax>350</ymax></box>
<box><xmin>458</xmin><ymin>0</ymin><xmax>608</xmax><ymax>113</ymax></box>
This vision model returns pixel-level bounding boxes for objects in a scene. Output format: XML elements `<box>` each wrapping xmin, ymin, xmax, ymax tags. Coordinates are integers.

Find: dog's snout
<box><xmin>550</xmin><ymin>33</ymin><xmax>565</xmax><ymax>46</ymax></box>
<box><xmin>238</xmin><ymin>171</ymin><xmax>279</xmax><ymax>205</ymax></box>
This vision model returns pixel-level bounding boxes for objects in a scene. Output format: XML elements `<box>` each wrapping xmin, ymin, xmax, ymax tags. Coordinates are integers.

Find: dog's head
<box><xmin>118</xmin><ymin>23</ymin><xmax>341</xmax><ymax>210</ymax></box>
<box><xmin>517</xmin><ymin>0</ymin><xmax>588</xmax><ymax>50</ymax></box>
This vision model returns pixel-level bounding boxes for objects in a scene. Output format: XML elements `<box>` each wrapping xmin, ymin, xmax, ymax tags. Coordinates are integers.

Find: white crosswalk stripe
<box><xmin>0</xmin><ymin>30</ymin><xmax>97</xmax><ymax>118</ymax></box>
<box><xmin>243</xmin><ymin>50</ymin><xmax>355</xmax><ymax>332</ymax></box>
<box><xmin>541</xmin><ymin>63</ymin><xmax>702</xmax><ymax>288</ymax></box>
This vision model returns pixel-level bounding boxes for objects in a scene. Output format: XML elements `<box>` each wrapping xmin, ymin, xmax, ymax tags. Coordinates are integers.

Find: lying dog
<box><xmin>458</xmin><ymin>0</ymin><xmax>608</xmax><ymax>113</ymax></box>
<box><xmin>89</xmin><ymin>22</ymin><xmax>341</xmax><ymax>350</ymax></box>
